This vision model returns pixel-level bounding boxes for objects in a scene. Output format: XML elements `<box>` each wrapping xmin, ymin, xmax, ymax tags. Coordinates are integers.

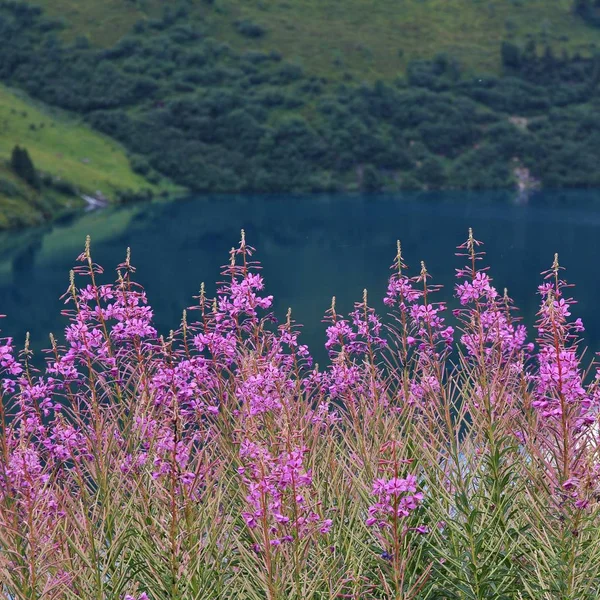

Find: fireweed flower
<box><xmin>149</xmin><ymin>356</ymin><xmax>220</xmax><ymax>417</ymax></box>
<box><xmin>348</xmin><ymin>294</ymin><xmax>387</xmax><ymax>356</ymax></box>
<box><xmin>384</xmin><ymin>245</ymin><xmax>454</xmax><ymax>409</ymax></box>
<box><xmin>365</xmin><ymin>439</ymin><xmax>427</xmax><ymax>595</ymax></box>
<box><xmin>366</xmin><ymin>473</ymin><xmax>424</xmax><ymax>528</ymax></box>
<box><xmin>449</xmin><ymin>231</ymin><xmax>533</xmax><ymax>438</ymax></box>
<box><xmin>108</xmin><ymin>288</ymin><xmax>156</xmax><ymax>342</ymax></box>
<box><xmin>321</xmin><ymin>293</ymin><xmax>387</xmax><ymax>408</ymax></box>
<box><xmin>150</xmin><ymin>426</ymin><xmax>197</xmax><ymax>485</ymax></box>
<box><xmin>212</xmin><ymin>237</ymin><xmax>275</xmax><ymax>336</ymax></box>
<box><xmin>3</xmin><ymin>233</ymin><xmax>600</xmax><ymax>597</ymax></box>
<box><xmin>533</xmin><ymin>257</ymin><xmax>594</xmax><ymax>427</ymax></box>
<box><xmin>193</xmin><ymin>330</ymin><xmax>237</xmax><ymax>366</ymax></box>
<box><xmin>216</xmin><ymin>274</ymin><xmax>274</xmax><ymax>323</ymax></box>
<box><xmin>455</xmin><ymin>230</ymin><xmax>528</xmax><ymax>366</ymax></box>
<box><xmin>527</xmin><ymin>254</ymin><xmax>600</xmax><ymax>507</ymax></box>
<box><xmin>238</xmin><ymin>442</ymin><xmax>331</xmax><ymax>549</ymax></box>
<box><xmin>410</xmin><ymin>263</ymin><xmax>454</xmax><ymax>355</ymax></box>
<box><xmin>235</xmin><ymin>359</ymin><xmax>291</xmax><ymax>416</ymax></box>
<box><xmin>309</xmin><ymin>400</ymin><xmax>341</xmax><ymax>429</ymax></box>
<box><xmin>324</xmin><ymin>292</ymin><xmax>387</xmax><ymax>359</ymax></box>
<box><xmin>0</xmin><ymin>335</ymin><xmax>23</xmax><ymax>377</ymax></box>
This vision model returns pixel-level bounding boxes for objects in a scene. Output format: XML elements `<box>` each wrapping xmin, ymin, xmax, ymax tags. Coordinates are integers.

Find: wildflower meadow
<box><xmin>1</xmin><ymin>230</ymin><xmax>600</xmax><ymax>600</ymax></box>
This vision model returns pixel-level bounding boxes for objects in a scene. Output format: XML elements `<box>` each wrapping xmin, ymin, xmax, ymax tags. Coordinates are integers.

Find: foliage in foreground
<box><xmin>1</xmin><ymin>231</ymin><xmax>600</xmax><ymax>599</ymax></box>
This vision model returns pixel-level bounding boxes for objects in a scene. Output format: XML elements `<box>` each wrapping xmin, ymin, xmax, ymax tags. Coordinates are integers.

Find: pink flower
<box><xmin>366</xmin><ymin>473</ymin><xmax>424</xmax><ymax>528</ymax></box>
<box><xmin>320</xmin><ymin>519</ymin><xmax>333</xmax><ymax>534</ymax></box>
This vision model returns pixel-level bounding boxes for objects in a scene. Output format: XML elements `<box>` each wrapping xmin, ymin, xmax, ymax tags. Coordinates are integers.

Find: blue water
<box><xmin>0</xmin><ymin>190</ymin><xmax>599</xmax><ymax>366</ymax></box>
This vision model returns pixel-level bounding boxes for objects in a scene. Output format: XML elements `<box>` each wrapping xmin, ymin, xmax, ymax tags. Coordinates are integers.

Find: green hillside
<box><xmin>0</xmin><ymin>0</ymin><xmax>600</xmax><ymax>219</ymax></box>
<box><xmin>0</xmin><ymin>85</ymin><xmax>163</xmax><ymax>196</ymax></box>
<box><xmin>0</xmin><ymin>82</ymin><xmax>181</xmax><ymax>228</ymax></box>
<box><xmin>28</xmin><ymin>0</ymin><xmax>600</xmax><ymax>79</ymax></box>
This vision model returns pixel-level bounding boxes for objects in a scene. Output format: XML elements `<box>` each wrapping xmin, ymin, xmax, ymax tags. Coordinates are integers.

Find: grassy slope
<box><xmin>32</xmin><ymin>0</ymin><xmax>600</xmax><ymax>79</ymax></box>
<box><xmin>0</xmin><ymin>84</ymin><xmax>174</xmax><ymax>196</ymax></box>
<box><xmin>0</xmin><ymin>83</ymin><xmax>182</xmax><ymax>227</ymax></box>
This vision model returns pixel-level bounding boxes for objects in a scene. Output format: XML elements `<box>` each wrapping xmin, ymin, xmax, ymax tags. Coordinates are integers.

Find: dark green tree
<box><xmin>501</xmin><ymin>41</ymin><xmax>522</xmax><ymax>69</ymax></box>
<box><xmin>573</xmin><ymin>0</ymin><xmax>600</xmax><ymax>25</ymax></box>
<box><xmin>361</xmin><ymin>164</ymin><xmax>383</xmax><ymax>192</ymax></box>
<box><xmin>574</xmin><ymin>0</ymin><xmax>590</xmax><ymax>16</ymax></box>
<box><xmin>416</xmin><ymin>157</ymin><xmax>446</xmax><ymax>189</ymax></box>
<box><xmin>10</xmin><ymin>145</ymin><xmax>40</xmax><ymax>190</ymax></box>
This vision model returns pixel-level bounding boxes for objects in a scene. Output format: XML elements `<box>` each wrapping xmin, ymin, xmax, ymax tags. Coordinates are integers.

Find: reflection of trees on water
<box><xmin>0</xmin><ymin>228</ymin><xmax>45</xmax><ymax>274</ymax></box>
<box><xmin>12</xmin><ymin>238</ymin><xmax>42</xmax><ymax>286</ymax></box>
<box><xmin>0</xmin><ymin>191</ymin><xmax>599</xmax><ymax>363</ymax></box>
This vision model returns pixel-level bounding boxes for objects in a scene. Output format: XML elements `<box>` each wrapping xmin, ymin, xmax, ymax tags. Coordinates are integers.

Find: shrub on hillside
<box><xmin>49</xmin><ymin>177</ymin><xmax>78</xmax><ymax>196</ymax></box>
<box><xmin>129</xmin><ymin>154</ymin><xmax>152</xmax><ymax>176</ymax></box>
<box><xmin>115</xmin><ymin>187</ymin><xmax>153</xmax><ymax>203</ymax></box>
<box><xmin>416</xmin><ymin>155</ymin><xmax>446</xmax><ymax>188</ymax></box>
<box><xmin>501</xmin><ymin>40</ymin><xmax>522</xmax><ymax>69</ymax></box>
<box><xmin>361</xmin><ymin>164</ymin><xmax>383</xmax><ymax>191</ymax></box>
<box><xmin>235</xmin><ymin>18</ymin><xmax>266</xmax><ymax>38</ymax></box>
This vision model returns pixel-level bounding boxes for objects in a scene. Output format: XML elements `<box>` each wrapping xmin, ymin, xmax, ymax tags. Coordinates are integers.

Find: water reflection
<box><xmin>0</xmin><ymin>190</ymin><xmax>599</xmax><ymax>366</ymax></box>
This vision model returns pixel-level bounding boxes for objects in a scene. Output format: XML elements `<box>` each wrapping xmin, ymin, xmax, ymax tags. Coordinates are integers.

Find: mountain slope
<box><xmin>31</xmin><ymin>0</ymin><xmax>600</xmax><ymax>79</ymax></box>
<box><xmin>0</xmin><ymin>0</ymin><xmax>600</xmax><ymax>213</ymax></box>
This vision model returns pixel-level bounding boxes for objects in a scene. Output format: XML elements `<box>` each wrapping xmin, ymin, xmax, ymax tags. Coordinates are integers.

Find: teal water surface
<box><xmin>1</xmin><ymin>190</ymin><xmax>599</xmax><ymax>365</ymax></box>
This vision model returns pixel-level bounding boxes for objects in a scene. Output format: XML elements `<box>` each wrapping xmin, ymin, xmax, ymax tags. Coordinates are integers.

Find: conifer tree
<box><xmin>10</xmin><ymin>145</ymin><xmax>40</xmax><ymax>190</ymax></box>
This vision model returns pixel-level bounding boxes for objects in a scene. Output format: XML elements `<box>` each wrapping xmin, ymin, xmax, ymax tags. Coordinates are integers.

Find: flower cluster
<box><xmin>1</xmin><ymin>232</ymin><xmax>600</xmax><ymax>599</ymax></box>
<box><xmin>238</xmin><ymin>441</ymin><xmax>331</xmax><ymax>549</ymax></box>
<box><xmin>454</xmin><ymin>230</ymin><xmax>528</xmax><ymax>364</ymax></box>
<box><xmin>366</xmin><ymin>473</ymin><xmax>424</xmax><ymax>529</ymax></box>
<box><xmin>533</xmin><ymin>263</ymin><xmax>594</xmax><ymax>428</ymax></box>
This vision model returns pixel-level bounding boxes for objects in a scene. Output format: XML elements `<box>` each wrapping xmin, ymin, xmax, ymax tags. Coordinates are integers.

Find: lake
<box><xmin>1</xmin><ymin>189</ymin><xmax>599</xmax><ymax>366</ymax></box>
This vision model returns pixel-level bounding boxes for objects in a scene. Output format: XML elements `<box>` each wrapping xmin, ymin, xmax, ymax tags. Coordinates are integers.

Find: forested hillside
<box><xmin>1</xmin><ymin>0</ymin><xmax>600</xmax><ymax>218</ymax></box>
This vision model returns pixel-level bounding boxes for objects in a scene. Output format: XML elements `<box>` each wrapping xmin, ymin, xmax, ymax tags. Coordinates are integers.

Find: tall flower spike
<box><xmin>396</xmin><ymin>240</ymin><xmax>404</xmax><ymax>276</ymax></box>
<box><xmin>454</xmin><ymin>231</ymin><xmax>526</xmax><ymax>364</ymax></box>
<box><xmin>530</xmin><ymin>254</ymin><xmax>598</xmax><ymax>505</ymax></box>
